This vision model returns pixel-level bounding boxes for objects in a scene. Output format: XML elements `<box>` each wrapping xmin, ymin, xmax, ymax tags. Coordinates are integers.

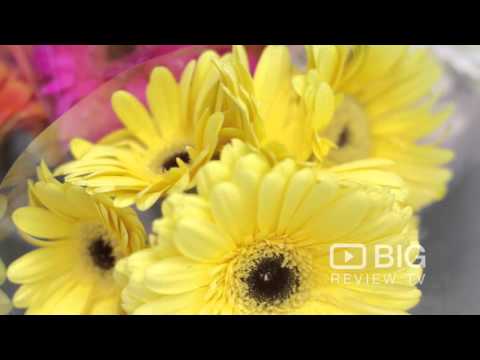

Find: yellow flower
<box><xmin>0</xmin><ymin>257</ymin><xmax>11</xmax><ymax>315</ymax></box>
<box><xmin>56</xmin><ymin>50</ymin><xmax>226</xmax><ymax>211</ymax></box>
<box><xmin>0</xmin><ymin>195</ymin><xmax>10</xmax><ymax>315</ymax></box>
<box><xmin>7</xmin><ymin>163</ymin><xmax>146</xmax><ymax>314</ymax></box>
<box><xmin>299</xmin><ymin>45</ymin><xmax>454</xmax><ymax>210</ymax></box>
<box><xmin>214</xmin><ymin>45</ymin><xmax>338</xmax><ymax>163</ymax></box>
<box><xmin>0</xmin><ymin>194</ymin><xmax>6</xmax><ymax>218</ymax></box>
<box><xmin>0</xmin><ymin>194</ymin><xmax>7</xmax><ymax>241</ymax></box>
<box><xmin>115</xmin><ymin>140</ymin><xmax>421</xmax><ymax>315</ymax></box>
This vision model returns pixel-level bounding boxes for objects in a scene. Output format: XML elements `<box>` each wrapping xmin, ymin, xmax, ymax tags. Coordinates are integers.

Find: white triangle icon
<box><xmin>344</xmin><ymin>251</ymin><xmax>354</xmax><ymax>263</ymax></box>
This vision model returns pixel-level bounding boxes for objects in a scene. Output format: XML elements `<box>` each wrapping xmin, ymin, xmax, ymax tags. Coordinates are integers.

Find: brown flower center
<box><xmin>323</xmin><ymin>96</ymin><xmax>371</xmax><ymax>163</ymax></box>
<box><xmin>161</xmin><ymin>151</ymin><xmax>191</xmax><ymax>172</ymax></box>
<box><xmin>89</xmin><ymin>239</ymin><xmax>115</xmax><ymax>271</ymax></box>
<box><xmin>337</xmin><ymin>127</ymin><xmax>350</xmax><ymax>148</ymax></box>
<box><xmin>243</xmin><ymin>255</ymin><xmax>300</xmax><ymax>305</ymax></box>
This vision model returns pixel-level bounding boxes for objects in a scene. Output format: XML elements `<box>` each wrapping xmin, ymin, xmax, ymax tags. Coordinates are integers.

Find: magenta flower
<box><xmin>33</xmin><ymin>45</ymin><xmax>195</xmax><ymax>118</ymax></box>
<box><xmin>33</xmin><ymin>45</ymin><xmax>264</xmax><ymax>142</ymax></box>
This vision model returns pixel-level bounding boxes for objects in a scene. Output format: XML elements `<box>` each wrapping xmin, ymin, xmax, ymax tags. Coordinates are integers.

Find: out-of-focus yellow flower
<box><xmin>56</xmin><ymin>50</ymin><xmax>227</xmax><ymax>211</ymax></box>
<box><xmin>0</xmin><ymin>257</ymin><xmax>11</xmax><ymax>315</ymax></box>
<box><xmin>299</xmin><ymin>45</ymin><xmax>454</xmax><ymax>210</ymax></box>
<box><xmin>214</xmin><ymin>45</ymin><xmax>338</xmax><ymax>163</ymax></box>
<box><xmin>0</xmin><ymin>195</ymin><xmax>9</xmax><ymax>315</ymax></box>
<box><xmin>0</xmin><ymin>195</ymin><xmax>5</xmax><ymax>217</ymax></box>
<box><xmin>7</xmin><ymin>163</ymin><xmax>146</xmax><ymax>314</ymax></box>
<box><xmin>0</xmin><ymin>194</ymin><xmax>6</xmax><ymax>241</ymax></box>
<box><xmin>115</xmin><ymin>140</ymin><xmax>421</xmax><ymax>315</ymax></box>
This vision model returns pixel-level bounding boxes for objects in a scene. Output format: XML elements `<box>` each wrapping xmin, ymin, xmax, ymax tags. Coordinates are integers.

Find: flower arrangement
<box><xmin>0</xmin><ymin>45</ymin><xmax>454</xmax><ymax>315</ymax></box>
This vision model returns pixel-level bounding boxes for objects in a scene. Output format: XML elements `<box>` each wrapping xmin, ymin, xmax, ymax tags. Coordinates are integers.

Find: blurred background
<box><xmin>0</xmin><ymin>45</ymin><xmax>479</xmax><ymax>315</ymax></box>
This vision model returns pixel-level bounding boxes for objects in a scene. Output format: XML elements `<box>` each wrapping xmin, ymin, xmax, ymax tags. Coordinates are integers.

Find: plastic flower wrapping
<box><xmin>0</xmin><ymin>44</ymin><xmax>475</xmax><ymax>315</ymax></box>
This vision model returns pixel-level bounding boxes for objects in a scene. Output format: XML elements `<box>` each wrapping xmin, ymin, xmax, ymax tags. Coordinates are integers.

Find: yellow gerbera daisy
<box><xmin>56</xmin><ymin>50</ymin><xmax>226</xmax><ymax>211</ymax></box>
<box><xmin>214</xmin><ymin>45</ymin><xmax>338</xmax><ymax>163</ymax></box>
<box><xmin>0</xmin><ymin>257</ymin><xmax>11</xmax><ymax>315</ymax></box>
<box><xmin>299</xmin><ymin>45</ymin><xmax>454</xmax><ymax>210</ymax></box>
<box><xmin>7</xmin><ymin>163</ymin><xmax>146</xmax><ymax>314</ymax></box>
<box><xmin>115</xmin><ymin>140</ymin><xmax>422</xmax><ymax>315</ymax></box>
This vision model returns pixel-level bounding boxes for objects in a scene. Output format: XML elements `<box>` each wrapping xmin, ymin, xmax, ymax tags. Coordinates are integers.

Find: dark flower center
<box><xmin>337</xmin><ymin>127</ymin><xmax>349</xmax><ymax>147</ymax></box>
<box><xmin>244</xmin><ymin>255</ymin><xmax>299</xmax><ymax>305</ymax></box>
<box><xmin>106</xmin><ymin>45</ymin><xmax>137</xmax><ymax>60</ymax></box>
<box><xmin>323</xmin><ymin>96</ymin><xmax>371</xmax><ymax>163</ymax></box>
<box><xmin>211</xmin><ymin>151</ymin><xmax>221</xmax><ymax>161</ymax></box>
<box><xmin>54</xmin><ymin>175</ymin><xmax>66</xmax><ymax>183</ymax></box>
<box><xmin>89</xmin><ymin>239</ymin><xmax>115</xmax><ymax>271</ymax></box>
<box><xmin>162</xmin><ymin>151</ymin><xmax>191</xmax><ymax>172</ymax></box>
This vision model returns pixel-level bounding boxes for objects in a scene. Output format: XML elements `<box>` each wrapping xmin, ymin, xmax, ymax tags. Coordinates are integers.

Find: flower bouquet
<box><xmin>0</xmin><ymin>45</ymin><xmax>455</xmax><ymax>315</ymax></box>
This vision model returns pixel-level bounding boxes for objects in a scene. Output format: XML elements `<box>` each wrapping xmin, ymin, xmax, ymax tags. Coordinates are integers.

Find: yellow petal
<box><xmin>88</xmin><ymin>295</ymin><xmax>122</xmax><ymax>315</ymax></box>
<box><xmin>179</xmin><ymin>61</ymin><xmax>196</xmax><ymax>129</ymax></box>
<box><xmin>134</xmin><ymin>289</ymin><xmax>206</xmax><ymax>315</ymax></box>
<box><xmin>160</xmin><ymin>193</ymin><xmax>211</xmax><ymax>224</ymax></box>
<box><xmin>0</xmin><ymin>194</ymin><xmax>7</xmax><ymax>219</ymax></box>
<box><xmin>0</xmin><ymin>290</ymin><xmax>11</xmax><ymax>315</ymax></box>
<box><xmin>199</xmin><ymin>112</ymin><xmax>224</xmax><ymax>154</ymax></box>
<box><xmin>307</xmin><ymin>189</ymin><xmax>370</xmax><ymax>244</ymax></box>
<box><xmin>311</xmin><ymin>83</ymin><xmax>335</xmax><ymax>131</ymax></box>
<box><xmin>111</xmin><ymin>90</ymin><xmax>158</xmax><ymax>147</ymax></box>
<box><xmin>12</xmin><ymin>207</ymin><xmax>73</xmax><ymax>239</ymax></box>
<box><xmin>147</xmin><ymin>67</ymin><xmax>180</xmax><ymax>136</ymax></box>
<box><xmin>47</xmin><ymin>281</ymin><xmax>94</xmax><ymax>315</ymax></box>
<box><xmin>353</xmin><ymin>45</ymin><xmax>408</xmax><ymax>84</ymax></box>
<box><xmin>70</xmin><ymin>138</ymin><xmax>94</xmax><ymax>159</ymax></box>
<box><xmin>196</xmin><ymin>162</ymin><xmax>231</xmax><ymax>199</ymax></box>
<box><xmin>31</xmin><ymin>182</ymin><xmax>90</xmax><ymax>221</ymax></box>
<box><xmin>277</xmin><ymin>168</ymin><xmax>316</xmax><ymax>233</ymax></box>
<box><xmin>7</xmin><ymin>247</ymin><xmax>71</xmax><ymax>284</ymax></box>
<box><xmin>342</xmin><ymin>200</ymin><xmax>412</xmax><ymax>245</ymax></box>
<box><xmin>22</xmin><ymin>273</ymin><xmax>73</xmax><ymax>314</ymax></box>
<box><xmin>136</xmin><ymin>192</ymin><xmax>162</xmax><ymax>212</ymax></box>
<box><xmin>0</xmin><ymin>258</ymin><xmax>6</xmax><ymax>286</ymax></box>
<box><xmin>113</xmin><ymin>193</ymin><xmax>137</xmax><ymax>209</ymax></box>
<box><xmin>174</xmin><ymin>218</ymin><xmax>235</xmax><ymax>263</ymax></box>
<box><xmin>254</xmin><ymin>45</ymin><xmax>293</xmax><ymax>119</ymax></box>
<box><xmin>99</xmin><ymin>129</ymin><xmax>133</xmax><ymax>145</ymax></box>
<box><xmin>12</xmin><ymin>284</ymin><xmax>38</xmax><ymax>308</ymax></box>
<box><xmin>230</xmin><ymin>153</ymin><xmax>270</xmax><ymax>241</ymax></box>
<box><xmin>286</xmin><ymin>177</ymin><xmax>338</xmax><ymax>235</ymax></box>
<box><xmin>257</xmin><ymin>171</ymin><xmax>289</xmax><ymax>236</ymax></box>
<box><xmin>64</xmin><ymin>186</ymin><xmax>99</xmax><ymax>218</ymax></box>
<box><xmin>210</xmin><ymin>182</ymin><xmax>253</xmax><ymax>243</ymax></box>
<box><xmin>144</xmin><ymin>257</ymin><xmax>212</xmax><ymax>295</ymax></box>
<box><xmin>306</xmin><ymin>45</ymin><xmax>338</xmax><ymax>83</ymax></box>
<box><xmin>394</xmin><ymin>163</ymin><xmax>452</xmax><ymax>185</ymax></box>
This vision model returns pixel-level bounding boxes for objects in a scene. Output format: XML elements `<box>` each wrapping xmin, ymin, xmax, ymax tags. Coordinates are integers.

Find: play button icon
<box><xmin>329</xmin><ymin>244</ymin><xmax>367</xmax><ymax>270</ymax></box>
<box><xmin>344</xmin><ymin>251</ymin><xmax>355</xmax><ymax>263</ymax></box>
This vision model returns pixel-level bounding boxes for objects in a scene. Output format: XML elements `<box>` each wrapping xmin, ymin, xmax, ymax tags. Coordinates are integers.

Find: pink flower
<box><xmin>33</xmin><ymin>45</ymin><xmax>265</xmax><ymax>142</ymax></box>
<box><xmin>33</xmin><ymin>45</ymin><xmax>192</xmax><ymax>118</ymax></box>
<box><xmin>0</xmin><ymin>46</ymin><xmax>47</xmax><ymax>141</ymax></box>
